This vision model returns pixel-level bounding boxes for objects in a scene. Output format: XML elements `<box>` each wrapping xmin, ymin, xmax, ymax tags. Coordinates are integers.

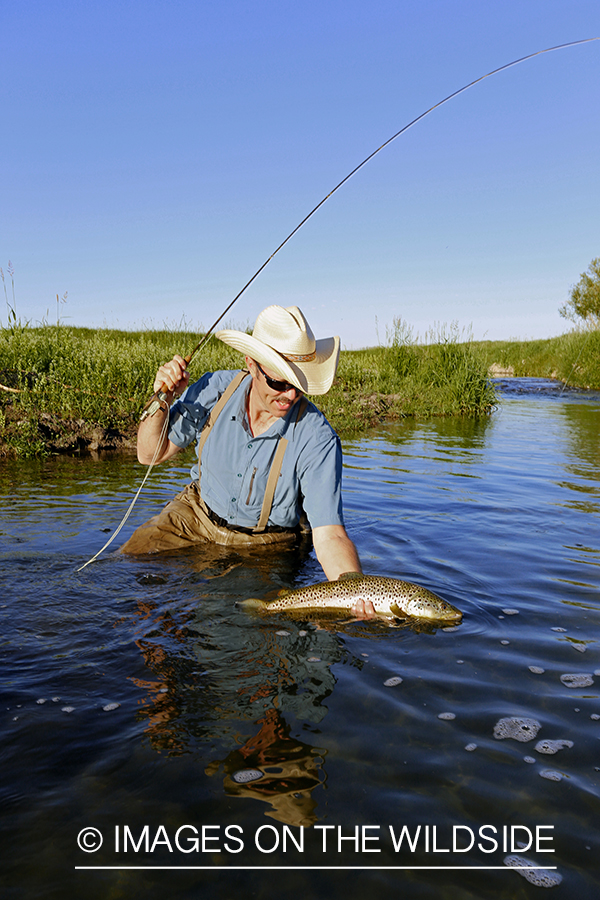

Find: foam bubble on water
<box><xmin>594</xmin><ymin>669</ymin><xmax>600</xmax><ymax>677</ymax></box>
<box><xmin>299</xmin><ymin>630</ymin><xmax>308</xmax><ymax>637</ymax></box>
<box><xmin>51</xmin><ymin>697</ymin><xmax>61</xmax><ymax>702</ymax></box>
<box><xmin>102</xmin><ymin>702</ymin><xmax>121</xmax><ymax>712</ymax></box>
<box><xmin>438</xmin><ymin>712</ymin><xmax>456</xmax><ymax>720</ymax></box>
<box><xmin>523</xmin><ymin>756</ymin><xmax>536</xmax><ymax>764</ymax></box>
<box><xmin>442</xmin><ymin>626</ymin><xmax>458</xmax><ymax>632</ymax></box>
<box><xmin>504</xmin><ymin>854</ymin><xmax>562</xmax><ymax>887</ymax></box>
<box><xmin>464</xmin><ymin>743</ymin><xmax>477</xmax><ymax>752</ymax></box>
<box><xmin>493</xmin><ymin>717</ymin><xmax>541</xmax><ymax>742</ymax></box>
<box><xmin>551</xmin><ymin>627</ymin><xmax>567</xmax><ymax>632</ymax></box>
<box><xmin>500</xmin><ymin>640</ymin><xmax>510</xmax><ymax>645</ymax></box>
<box><xmin>276</xmin><ymin>630</ymin><xmax>290</xmax><ymax>636</ymax></box>
<box><xmin>560</xmin><ymin>673</ymin><xmax>594</xmax><ymax>688</ymax></box>
<box><xmin>591</xmin><ymin>713</ymin><xmax>600</xmax><ymax>720</ymax></box>
<box><xmin>572</xmin><ymin>643</ymin><xmax>587</xmax><ymax>653</ymax></box>
<box><xmin>502</xmin><ymin>608</ymin><xmax>519</xmax><ymax>615</ymax></box>
<box><xmin>232</xmin><ymin>768</ymin><xmax>263</xmax><ymax>784</ymax></box>
<box><xmin>61</xmin><ymin>706</ymin><xmax>75</xmax><ymax>713</ymax></box>
<box><xmin>307</xmin><ymin>656</ymin><xmax>321</xmax><ymax>662</ymax></box>
<box><xmin>539</xmin><ymin>769</ymin><xmax>563</xmax><ymax>782</ymax></box>
<box><xmin>384</xmin><ymin>676</ymin><xmax>403</xmax><ymax>687</ymax></box>
<box><xmin>535</xmin><ymin>739</ymin><xmax>573</xmax><ymax>755</ymax></box>
<box><xmin>36</xmin><ymin>699</ymin><xmax>47</xmax><ymax>705</ymax></box>
<box><xmin>529</xmin><ymin>666</ymin><xmax>545</xmax><ymax>674</ymax></box>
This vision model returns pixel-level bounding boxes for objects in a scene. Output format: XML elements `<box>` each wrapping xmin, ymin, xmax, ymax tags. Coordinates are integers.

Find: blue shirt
<box><xmin>168</xmin><ymin>370</ymin><xmax>344</xmax><ymax>530</ymax></box>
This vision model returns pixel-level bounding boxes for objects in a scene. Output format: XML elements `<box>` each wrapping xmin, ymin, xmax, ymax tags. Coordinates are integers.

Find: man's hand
<box><xmin>350</xmin><ymin>597</ymin><xmax>377</xmax><ymax>620</ymax></box>
<box><xmin>154</xmin><ymin>354</ymin><xmax>189</xmax><ymax>398</ymax></box>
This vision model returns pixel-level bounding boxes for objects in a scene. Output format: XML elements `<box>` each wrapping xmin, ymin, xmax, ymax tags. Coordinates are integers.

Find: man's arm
<box><xmin>137</xmin><ymin>355</ymin><xmax>189</xmax><ymax>465</ymax></box>
<box><xmin>312</xmin><ymin>524</ymin><xmax>361</xmax><ymax>580</ymax></box>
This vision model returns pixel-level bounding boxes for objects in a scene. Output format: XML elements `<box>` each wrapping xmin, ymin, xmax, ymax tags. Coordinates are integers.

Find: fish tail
<box><xmin>238</xmin><ymin>598</ymin><xmax>267</xmax><ymax>611</ymax></box>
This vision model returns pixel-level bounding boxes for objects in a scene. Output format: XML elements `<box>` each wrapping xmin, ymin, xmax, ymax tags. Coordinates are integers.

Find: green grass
<box><xmin>0</xmin><ymin>320</ymin><xmax>498</xmax><ymax>456</ymax></box>
<box><xmin>475</xmin><ymin>330</ymin><xmax>600</xmax><ymax>389</ymax></box>
<box><xmin>3</xmin><ymin>320</ymin><xmax>598</xmax><ymax>458</ymax></box>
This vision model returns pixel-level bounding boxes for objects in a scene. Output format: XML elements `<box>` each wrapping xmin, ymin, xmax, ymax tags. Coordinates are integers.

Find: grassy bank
<box><xmin>0</xmin><ymin>321</ymin><xmax>496</xmax><ymax>457</ymax></box>
<box><xmin>476</xmin><ymin>329</ymin><xmax>600</xmax><ymax>389</ymax></box>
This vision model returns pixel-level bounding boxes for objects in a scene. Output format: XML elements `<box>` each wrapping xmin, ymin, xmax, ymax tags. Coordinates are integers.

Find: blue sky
<box><xmin>2</xmin><ymin>1</ymin><xmax>599</xmax><ymax>349</ymax></box>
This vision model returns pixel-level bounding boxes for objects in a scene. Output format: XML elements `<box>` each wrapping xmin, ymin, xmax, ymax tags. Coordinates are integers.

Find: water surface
<box><xmin>1</xmin><ymin>378</ymin><xmax>599</xmax><ymax>898</ymax></box>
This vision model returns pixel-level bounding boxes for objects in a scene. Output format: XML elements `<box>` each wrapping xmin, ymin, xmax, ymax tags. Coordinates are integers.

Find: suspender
<box><xmin>197</xmin><ymin>372</ymin><xmax>306</xmax><ymax>533</ymax></box>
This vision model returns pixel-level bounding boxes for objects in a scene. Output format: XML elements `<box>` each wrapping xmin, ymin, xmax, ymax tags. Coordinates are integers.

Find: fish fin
<box><xmin>338</xmin><ymin>571</ymin><xmax>362</xmax><ymax>581</ymax></box>
<box><xmin>390</xmin><ymin>603</ymin><xmax>408</xmax><ymax>620</ymax></box>
<box><xmin>277</xmin><ymin>588</ymin><xmax>291</xmax><ymax>597</ymax></box>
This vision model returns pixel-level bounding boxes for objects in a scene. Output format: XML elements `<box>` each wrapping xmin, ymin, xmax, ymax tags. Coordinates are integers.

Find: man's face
<box><xmin>246</xmin><ymin>357</ymin><xmax>302</xmax><ymax>418</ymax></box>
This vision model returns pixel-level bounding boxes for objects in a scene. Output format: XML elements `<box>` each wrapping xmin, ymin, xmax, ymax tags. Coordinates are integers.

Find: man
<box><xmin>121</xmin><ymin>305</ymin><xmax>371</xmax><ymax>610</ymax></box>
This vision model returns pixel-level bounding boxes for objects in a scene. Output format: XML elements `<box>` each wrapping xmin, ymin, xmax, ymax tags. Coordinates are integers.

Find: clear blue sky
<box><xmin>2</xmin><ymin>0</ymin><xmax>599</xmax><ymax>349</ymax></box>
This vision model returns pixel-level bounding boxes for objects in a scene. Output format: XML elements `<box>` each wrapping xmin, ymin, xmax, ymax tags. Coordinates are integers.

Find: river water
<box><xmin>1</xmin><ymin>378</ymin><xmax>599</xmax><ymax>899</ymax></box>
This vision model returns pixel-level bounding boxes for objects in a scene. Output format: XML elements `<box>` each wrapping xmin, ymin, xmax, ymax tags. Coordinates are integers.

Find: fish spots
<box><xmin>493</xmin><ymin>717</ymin><xmax>541</xmax><ymax>742</ymax></box>
<box><xmin>504</xmin><ymin>854</ymin><xmax>562</xmax><ymax>887</ymax></box>
<box><xmin>560</xmin><ymin>673</ymin><xmax>594</xmax><ymax>688</ymax></box>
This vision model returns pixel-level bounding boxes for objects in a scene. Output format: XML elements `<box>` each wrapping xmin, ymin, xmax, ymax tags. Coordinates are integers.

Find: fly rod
<box><xmin>78</xmin><ymin>37</ymin><xmax>598</xmax><ymax>571</ymax></box>
<box><xmin>140</xmin><ymin>36</ymin><xmax>599</xmax><ymax>421</ymax></box>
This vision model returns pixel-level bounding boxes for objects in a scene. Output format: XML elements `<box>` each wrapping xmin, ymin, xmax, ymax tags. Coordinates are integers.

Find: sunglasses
<box><xmin>254</xmin><ymin>360</ymin><xmax>302</xmax><ymax>394</ymax></box>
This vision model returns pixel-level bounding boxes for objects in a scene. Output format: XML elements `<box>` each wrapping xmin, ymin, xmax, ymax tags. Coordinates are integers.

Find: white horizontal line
<box><xmin>75</xmin><ymin>865</ymin><xmax>556</xmax><ymax>871</ymax></box>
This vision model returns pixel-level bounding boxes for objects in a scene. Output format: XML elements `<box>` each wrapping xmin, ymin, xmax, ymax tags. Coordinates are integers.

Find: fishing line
<box><xmin>80</xmin><ymin>37</ymin><xmax>599</xmax><ymax>569</ymax></box>
<box><xmin>76</xmin><ymin>412</ymin><xmax>170</xmax><ymax>572</ymax></box>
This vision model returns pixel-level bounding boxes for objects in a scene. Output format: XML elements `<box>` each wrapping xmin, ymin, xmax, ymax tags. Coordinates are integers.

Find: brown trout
<box><xmin>239</xmin><ymin>573</ymin><xmax>462</xmax><ymax>622</ymax></box>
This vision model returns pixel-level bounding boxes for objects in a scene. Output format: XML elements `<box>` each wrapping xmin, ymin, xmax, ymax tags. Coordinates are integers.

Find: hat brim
<box><xmin>215</xmin><ymin>329</ymin><xmax>340</xmax><ymax>395</ymax></box>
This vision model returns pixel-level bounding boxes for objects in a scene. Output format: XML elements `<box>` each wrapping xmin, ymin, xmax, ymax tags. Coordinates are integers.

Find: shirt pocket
<box><xmin>245</xmin><ymin>466</ymin><xmax>258</xmax><ymax>505</ymax></box>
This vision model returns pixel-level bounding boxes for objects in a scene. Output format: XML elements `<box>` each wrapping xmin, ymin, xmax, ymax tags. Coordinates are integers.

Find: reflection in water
<box><xmin>205</xmin><ymin>709</ymin><xmax>326</xmax><ymax>827</ymax></box>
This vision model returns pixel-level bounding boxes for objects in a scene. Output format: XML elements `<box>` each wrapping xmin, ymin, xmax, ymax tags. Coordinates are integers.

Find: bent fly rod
<box><xmin>78</xmin><ymin>37</ymin><xmax>598</xmax><ymax>572</ymax></box>
<box><xmin>140</xmin><ymin>36</ymin><xmax>599</xmax><ymax>421</ymax></box>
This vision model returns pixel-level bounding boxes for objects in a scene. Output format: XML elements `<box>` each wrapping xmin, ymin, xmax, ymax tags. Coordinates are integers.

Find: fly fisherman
<box><xmin>120</xmin><ymin>305</ymin><xmax>374</xmax><ymax>615</ymax></box>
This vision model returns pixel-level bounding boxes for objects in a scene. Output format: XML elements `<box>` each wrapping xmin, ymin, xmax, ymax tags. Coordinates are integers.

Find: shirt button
<box><xmin>237</xmin><ymin>473</ymin><xmax>242</xmax><ymax>477</ymax></box>
<box><xmin>232</xmin><ymin>498</ymin><xmax>236</xmax><ymax>502</ymax></box>
<box><xmin>247</xmin><ymin>443</ymin><xmax>252</xmax><ymax>449</ymax></box>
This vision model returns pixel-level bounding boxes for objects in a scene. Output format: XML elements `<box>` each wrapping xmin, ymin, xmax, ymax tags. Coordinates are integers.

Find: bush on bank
<box><xmin>0</xmin><ymin>322</ymin><xmax>496</xmax><ymax>457</ymax></box>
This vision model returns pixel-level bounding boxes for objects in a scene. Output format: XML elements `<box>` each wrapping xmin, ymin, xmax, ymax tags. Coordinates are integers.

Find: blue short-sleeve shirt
<box><xmin>168</xmin><ymin>370</ymin><xmax>344</xmax><ymax>530</ymax></box>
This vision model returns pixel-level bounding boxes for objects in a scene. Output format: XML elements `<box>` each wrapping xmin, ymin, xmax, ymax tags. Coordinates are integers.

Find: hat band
<box><xmin>281</xmin><ymin>350</ymin><xmax>316</xmax><ymax>362</ymax></box>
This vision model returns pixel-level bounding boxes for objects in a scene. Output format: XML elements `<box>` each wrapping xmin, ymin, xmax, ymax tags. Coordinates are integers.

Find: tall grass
<box><xmin>476</xmin><ymin>330</ymin><xmax>600</xmax><ymax>389</ymax></box>
<box><xmin>0</xmin><ymin>319</ymin><xmax>496</xmax><ymax>455</ymax></box>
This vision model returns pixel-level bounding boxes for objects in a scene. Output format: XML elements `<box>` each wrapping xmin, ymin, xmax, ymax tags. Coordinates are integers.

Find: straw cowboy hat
<box><xmin>215</xmin><ymin>305</ymin><xmax>340</xmax><ymax>395</ymax></box>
